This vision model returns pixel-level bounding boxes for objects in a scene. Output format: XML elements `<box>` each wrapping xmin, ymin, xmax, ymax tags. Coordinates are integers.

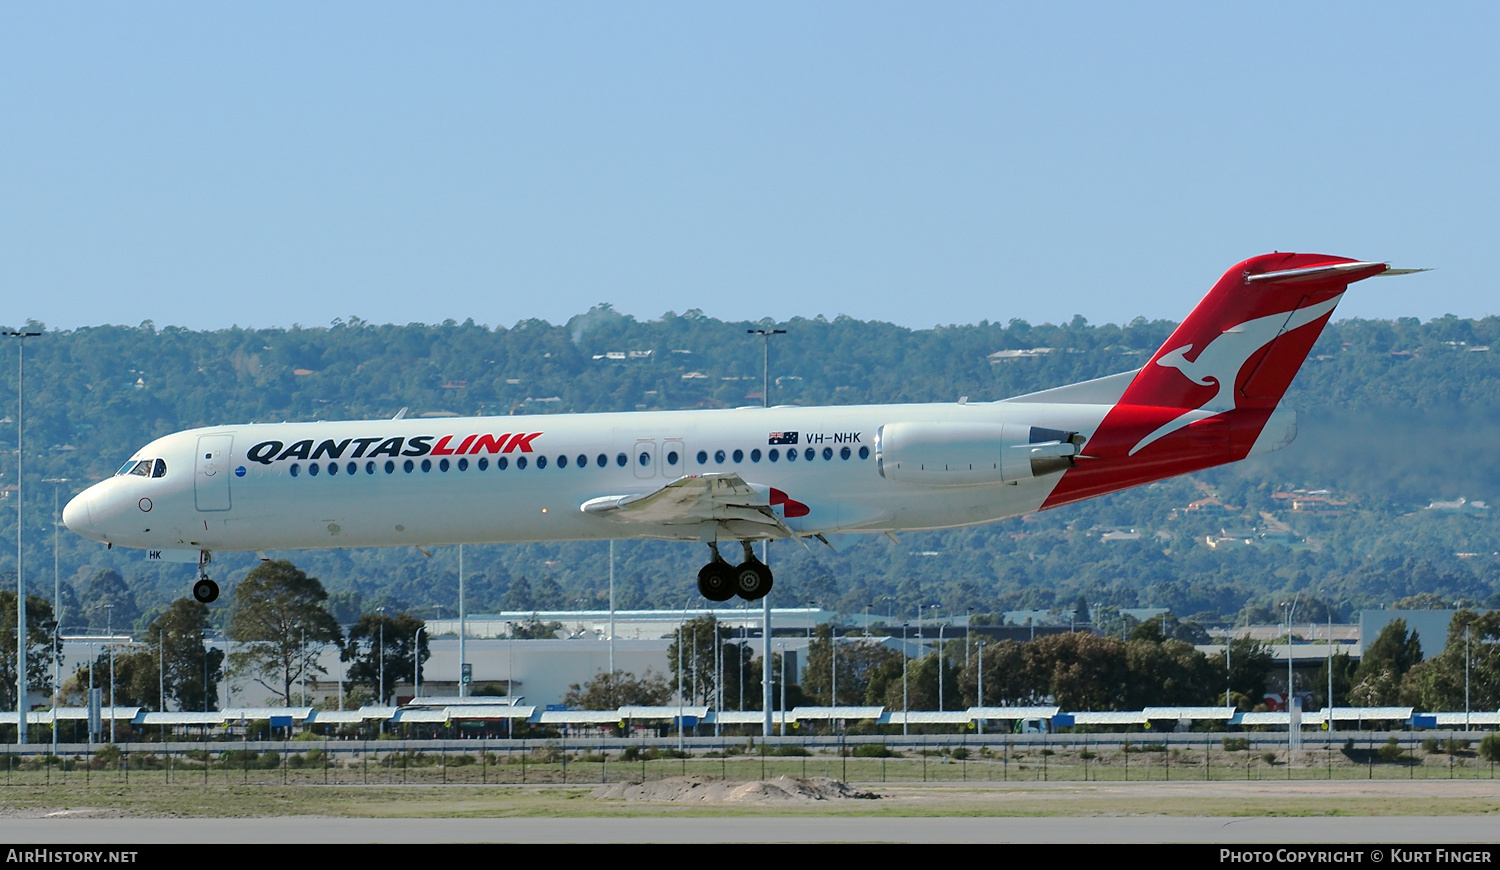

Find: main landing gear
<box><xmin>697</xmin><ymin>541</ymin><xmax>773</xmax><ymax>602</ymax></box>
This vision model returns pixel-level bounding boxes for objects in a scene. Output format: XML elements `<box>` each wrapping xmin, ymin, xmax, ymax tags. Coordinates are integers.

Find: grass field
<box><xmin>2</xmin><ymin>780</ymin><xmax>1500</xmax><ymax>819</ymax></box>
<box><xmin>2</xmin><ymin>744</ymin><xmax>1499</xmax><ymax>819</ymax></box>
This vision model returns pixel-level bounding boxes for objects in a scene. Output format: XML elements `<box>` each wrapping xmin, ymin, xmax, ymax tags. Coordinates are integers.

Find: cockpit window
<box><xmin>117</xmin><ymin>458</ymin><xmax>166</xmax><ymax>478</ymax></box>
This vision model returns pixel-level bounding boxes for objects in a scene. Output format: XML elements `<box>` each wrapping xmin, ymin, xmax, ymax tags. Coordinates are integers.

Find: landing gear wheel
<box><xmin>697</xmin><ymin>560</ymin><xmax>736</xmax><ymax>602</ymax></box>
<box><xmin>193</xmin><ymin>577</ymin><xmax>220</xmax><ymax>604</ymax></box>
<box><xmin>733</xmin><ymin>559</ymin><xmax>773</xmax><ymax>601</ymax></box>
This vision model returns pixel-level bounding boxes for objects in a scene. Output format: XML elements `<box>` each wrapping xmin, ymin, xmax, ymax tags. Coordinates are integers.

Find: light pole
<box><xmin>105</xmin><ymin>603</ymin><xmax>115</xmax><ymax>742</ymax></box>
<box><xmin>748</xmin><ymin>328</ymin><xmax>783</xmax><ymax>739</ymax></box>
<box><xmin>203</xmin><ymin>631</ymin><xmax>212</xmax><ymax>713</ymax></box>
<box><xmin>938</xmin><ymin>620</ymin><xmax>946</xmax><ymax>712</ymax></box>
<box><xmin>87</xmin><ymin>638</ymin><xmax>95</xmax><ymax>746</ymax></box>
<box><xmin>977</xmin><ymin>639</ymin><xmax>986</xmax><ymax>735</ymax></box>
<box><xmin>781</xmin><ymin>641</ymin><xmax>790</xmax><ymax>735</ymax></box>
<box><xmin>1225</xmin><ymin>633</ymin><xmax>1233</xmax><ymax>709</ymax></box>
<box><xmin>1282</xmin><ymin>599</ymin><xmax>1298</xmax><ymax>709</ymax></box>
<box><xmin>830</xmin><ymin>625</ymin><xmax>837</xmax><ymax>709</ymax></box>
<box><xmin>1466</xmin><ymin>621</ymin><xmax>1472</xmax><ymax>733</ymax></box>
<box><xmin>1326</xmin><ymin>605</ymin><xmax>1335</xmax><ymax>733</ymax></box>
<box><xmin>714</xmin><ymin>616</ymin><xmax>722</xmax><ymax>737</ymax></box>
<box><xmin>414</xmin><ymin>626</ymin><xmax>425</xmax><ymax>699</ymax></box>
<box><xmin>676</xmin><ymin>607</ymin><xmax>685</xmax><ymax>753</ymax></box>
<box><xmin>458</xmin><ymin>545</ymin><xmax>467</xmax><ymax>698</ymax></box>
<box><xmin>964</xmin><ymin>608</ymin><xmax>973</xmax><ymax>670</ymax></box>
<box><xmin>377</xmin><ymin>606</ymin><xmax>387</xmax><ymax>705</ymax></box>
<box><xmin>44</xmin><ymin>477</ymin><xmax>69</xmax><ymax>744</ymax></box>
<box><xmin>7</xmin><ymin>329</ymin><xmax>40</xmax><ymax>744</ymax></box>
<box><xmin>747</xmin><ymin>328</ymin><xmax>786</xmax><ymax>409</ymax></box>
<box><xmin>901</xmin><ymin>622</ymin><xmax>909</xmax><ymax>736</ymax></box>
<box><xmin>1282</xmin><ymin>597</ymin><xmax>1300</xmax><ymax>758</ymax></box>
<box><xmin>608</xmin><ymin>539</ymin><xmax>615</xmax><ymax>675</ymax></box>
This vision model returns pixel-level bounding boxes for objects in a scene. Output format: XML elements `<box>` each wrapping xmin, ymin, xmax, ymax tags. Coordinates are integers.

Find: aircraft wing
<box><xmin>580</xmin><ymin>473</ymin><xmax>799</xmax><ymax>538</ymax></box>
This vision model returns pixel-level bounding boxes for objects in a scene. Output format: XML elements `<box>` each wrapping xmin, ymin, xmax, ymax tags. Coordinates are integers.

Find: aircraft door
<box><xmin>662</xmin><ymin>439</ymin><xmax>685</xmax><ymax>478</ymax></box>
<box><xmin>632</xmin><ymin>440</ymin><xmax>657</xmax><ymax>480</ymax></box>
<box><xmin>194</xmin><ymin>434</ymin><xmax>233</xmax><ymax>511</ymax></box>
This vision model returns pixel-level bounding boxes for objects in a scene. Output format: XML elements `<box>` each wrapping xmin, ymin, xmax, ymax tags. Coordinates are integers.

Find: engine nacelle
<box><xmin>875</xmin><ymin>422</ymin><xmax>1079</xmax><ymax>486</ymax></box>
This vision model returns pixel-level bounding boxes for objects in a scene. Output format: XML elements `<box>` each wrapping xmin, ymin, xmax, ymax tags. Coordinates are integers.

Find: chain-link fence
<box><xmin>2</xmin><ymin>731</ymin><xmax>1496</xmax><ymax>787</ymax></box>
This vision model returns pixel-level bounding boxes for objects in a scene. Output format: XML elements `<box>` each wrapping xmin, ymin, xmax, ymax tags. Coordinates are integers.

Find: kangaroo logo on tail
<box><xmin>1128</xmin><ymin>294</ymin><xmax>1343</xmax><ymax>455</ymax></box>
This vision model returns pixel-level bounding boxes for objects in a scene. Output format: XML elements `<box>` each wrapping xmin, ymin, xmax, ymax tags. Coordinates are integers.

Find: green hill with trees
<box><xmin>0</xmin><ymin>307</ymin><xmax>1496</xmax><ymax>637</ymax></box>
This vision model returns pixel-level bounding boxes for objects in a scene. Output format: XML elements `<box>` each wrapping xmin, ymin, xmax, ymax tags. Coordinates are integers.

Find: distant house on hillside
<box><xmin>1426</xmin><ymin>496</ymin><xmax>1469</xmax><ymax>510</ymax></box>
<box><xmin>988</xmin><ymin>347</ymin><xmax>1053</xmax><ymax>362</ymax></box>
<box><xmin>1271</xmin><ymin>490</ymin><xmax>1350</xmax><ymax>512</ymax></box>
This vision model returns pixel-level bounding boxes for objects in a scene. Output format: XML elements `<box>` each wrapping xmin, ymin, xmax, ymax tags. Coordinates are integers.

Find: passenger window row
<box><xmin>696</xmin><ymin>445</ymin><xmax>870</xmax><ymax>464</ymax></box>
<box><xmin>281</xmin><ymin>443</ymin><xmax>872</xmax><ymax>478</ymax></box>
<box><xmin>288</xmin><ymin>452</ymin><xmax>627</xmax><ymax>478</ymax></box>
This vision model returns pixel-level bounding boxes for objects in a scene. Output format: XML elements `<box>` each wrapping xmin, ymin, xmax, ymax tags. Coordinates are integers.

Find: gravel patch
<box><xmin>592</xmin><ymin>775</ymin><xmax>880</xmax><ymax>803</ymax></box>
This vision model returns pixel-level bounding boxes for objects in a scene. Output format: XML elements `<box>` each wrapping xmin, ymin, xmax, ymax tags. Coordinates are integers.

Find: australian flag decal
<box><xmin>768</xmin><ymin>431</ymin><xmax>799</xmax><ymax>445</ymax></box>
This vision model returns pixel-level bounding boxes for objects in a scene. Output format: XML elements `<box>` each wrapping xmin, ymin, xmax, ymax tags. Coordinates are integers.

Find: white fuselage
<box><xmin>63</xmin><ymin>400</ymin><xmax>1113</xmax><ymax>555</ymax></box>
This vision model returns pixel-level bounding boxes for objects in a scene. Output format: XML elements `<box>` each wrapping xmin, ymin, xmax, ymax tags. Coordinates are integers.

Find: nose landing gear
<box><xmin>696</xmin><ymin>541</ymin><xmax>773</xmax><ymax>602</ymax></box>
<box><xmin>192</xmin><ymin>574</ymin><xmax>220</xmax><ymax>604</ymax></box>
<box><xmin>192</xmin><ymin>551</ymin><xmax>219</xmax><ymax>603</ymax></box>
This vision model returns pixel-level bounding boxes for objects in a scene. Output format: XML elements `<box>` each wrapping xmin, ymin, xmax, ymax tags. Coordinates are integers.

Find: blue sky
<box><xmin>3</xmin><ymin>3</ymin><xmax>1494</xmax><ymax>332</ymax></box>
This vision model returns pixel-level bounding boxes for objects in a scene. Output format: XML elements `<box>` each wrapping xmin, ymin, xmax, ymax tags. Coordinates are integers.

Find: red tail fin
<box><xmin>1042</xmin><ymin>253</ymin><xmax>1389</xmax><ymax>507</ymax></box>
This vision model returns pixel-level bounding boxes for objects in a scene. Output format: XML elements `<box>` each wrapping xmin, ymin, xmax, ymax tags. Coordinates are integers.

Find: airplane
<box><xmin>62</xmin><ymin>252</ymin><xmax>1415</xmax><ymax>605</ymax></box>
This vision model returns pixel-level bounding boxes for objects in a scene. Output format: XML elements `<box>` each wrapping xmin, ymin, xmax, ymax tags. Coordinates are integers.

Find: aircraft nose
<box><xmin>63</xmin><ymin>488</ymin><xmax>97</xmax><ymax>538</ymax></box>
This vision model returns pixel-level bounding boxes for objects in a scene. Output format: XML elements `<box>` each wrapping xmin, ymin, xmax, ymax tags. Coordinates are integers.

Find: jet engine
<box><xmin>875</xmin><ymin>422</ymin><xmax>1079</xmax><ymax>486</ymax></box>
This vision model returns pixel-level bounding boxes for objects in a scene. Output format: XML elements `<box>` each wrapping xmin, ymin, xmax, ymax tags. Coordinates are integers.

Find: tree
<box><xmin>1311</xmin><ymin>649</ymin><xmax>1358</xmax><ymax>710</ymax></box>
<box><xmin>1123</xmin><ymin>636</ymin><xmax>1215</xmax><ymax>708</ymax></box>
<box><xmin>802</xmin><ymin>625</ymin><xmax>906</xmax><ymax>705</ymax></box>
<box><xmin>768</xmin><ymin>647</ymin><xmax>810</xmax><ymax>711</ymax></box>
<box><xmin>227</xmin><ymin>561</ymin><xmax>343</xmax><ymax>706</ymax></box>
<box><xmin>1131</xmin><ymin>613</ymin><xmax>1211</xmax><ymax>645</ymax></box>
<box><xmin>76</xmin><ymin>600</ymin><xmax>227</xmax><ymax>711</ymax></box>
<box><xmin>1350</xmin><ymin>618</ymin><xmax>1422</xmax><ymax>706</ymax></box>
<box><xmin>503</xmin><ymin>575</ymin><xmax>534</xmax><ymax>611</ymax></box>
<box><xmin>509</xmin><ymin>615</ymin><xmax>562</xmax><ymax>639</ymax></box>
<box><xmin>1399</xmin><ymin>610</ymin><xmax>1500</xmax><ymax>712</ymax></box>
<box><xmin>144</xmin><ymin>599</ymin><xmax>224</xmax><ymax>711</ymax></box>
<box><xmin>1206</xmin><ymin>637</ymin><xmax>1274</xmax><ymax>710</ymax></box>
<box><xmin>722</xmin><ymin>640</ymin><xmax>761</xmax><ymax>711</ymax></box>
<box><xmin>891</xmin><ymin>649</ymin><xmax>963</xmax><ymax>712</ymax></box>
<box><xmin>958</xmin><ymin>639</ymin><xmax>1033</xmax><ymax>707</ymax></box>
<box><xmin>73</xmin><ymin>647</ymin><xmax>157</xmax><ymax>709</ymax></box>
<box><xmin>667</xmin><ymin>616</ymin><xmax>727</xmax><ymax>706</ymax></box>
<box><xmin>563</xmin><ymin>669</ymin><xmax>670</xmax><ymax>709</ymax></box>
<box><xmin>1025</xmin><ymin>632</ymin><xmax>1133</xmax><ymax>711</ymax></box>
<box><xmin>343</xmin><ymin>611</ymin><xmax>430</xmax><ymax>704</ymax></box>
<box><xmin>83</xmin><ymin>569</ymin><xmax>139</xmax><ymax>632</ymax></box>
<box><xmin>0</xmin><ymin>591</ymin><xmax>57</xmax><ymax>710</ymax></box>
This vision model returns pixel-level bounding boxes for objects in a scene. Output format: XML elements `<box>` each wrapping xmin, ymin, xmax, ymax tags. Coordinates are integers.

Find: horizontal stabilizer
<box><xmin>1244</xmin><ymin>261</ymin><xmax>1389</xmax><ymax>285</ymax></box>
